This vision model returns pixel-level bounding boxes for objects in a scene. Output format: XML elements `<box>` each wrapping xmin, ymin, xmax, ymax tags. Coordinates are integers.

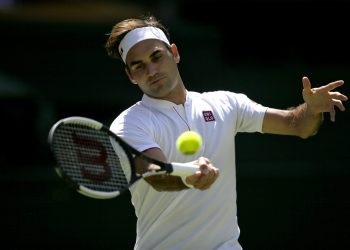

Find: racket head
<box><xmin>48</xmin><ymin>116</ymin><xmax>139</xmax><ymax>199</ymax></box>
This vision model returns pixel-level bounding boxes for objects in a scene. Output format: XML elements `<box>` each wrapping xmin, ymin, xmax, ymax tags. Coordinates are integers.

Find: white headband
<box><xmin>118</xmin><ymin>26</ymin><xmax>170</xmax><ymax>63</ymax></box>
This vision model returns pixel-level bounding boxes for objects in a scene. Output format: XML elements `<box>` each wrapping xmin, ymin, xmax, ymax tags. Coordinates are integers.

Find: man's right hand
<box><xmin>185</xmin><ymin>157</ymin><xmax>219</xmax><ymax>190</ymax></box>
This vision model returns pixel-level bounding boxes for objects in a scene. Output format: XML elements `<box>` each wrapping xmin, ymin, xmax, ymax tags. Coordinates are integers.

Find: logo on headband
<box><xmin>119</xmin><ymin>47</ymin><xmax>124</xmax><ymax>56</ymax></box>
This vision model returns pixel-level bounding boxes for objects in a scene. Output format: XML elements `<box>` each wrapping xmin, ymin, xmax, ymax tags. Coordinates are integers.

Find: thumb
<box><xmin>302</xmin><ymin>76</ymin><xmax>312</xmax><ymax>95</ymax></box>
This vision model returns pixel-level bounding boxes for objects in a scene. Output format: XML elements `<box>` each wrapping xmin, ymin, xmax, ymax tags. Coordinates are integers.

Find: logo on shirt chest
<box><xmin>202</xmin><ymin>111</ymin><xmax>215</xmax><ymax>122</ymax></box>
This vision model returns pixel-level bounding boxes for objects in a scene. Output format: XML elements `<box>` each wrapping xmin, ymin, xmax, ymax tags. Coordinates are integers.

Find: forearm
<box><xmin>143</xmin><ymin>158</ymin><xmax>219</xmax><ymax>192</ymax></box>
<box><xmin>144</xmin><ymin>175</ymin><xmax>190</xmax><ymax>192</ymax></box>
<box><xmin>139</xmin><ymin>148</ymin><xmax>190</xmax><ymax>191</ymax></box>
<box><xmin>140</xmin><ymin>149</ymin><xmax>218</xmax><ymax>192</ymax></box>
<box><xmin>263</xmin><ymin>104</ymin><xmax>323</xmax><ymax>138</ymax></box>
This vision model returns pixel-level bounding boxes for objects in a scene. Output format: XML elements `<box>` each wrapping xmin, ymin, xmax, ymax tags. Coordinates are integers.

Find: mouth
<box><xmin>149</xmin><ymin>76</ymin><xmax>165</xmax><ymax>85</ymax></box>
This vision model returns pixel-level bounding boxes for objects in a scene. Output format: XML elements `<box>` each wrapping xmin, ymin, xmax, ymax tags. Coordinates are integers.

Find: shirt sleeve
<box><xmin>110</xmin><ymin>108</ymin><xmax>160</xmax><ymax>153</ymax></box>
<box><xmin>225</xmin><ymin>91</ymin><xmax>268</xmax><ymax>133</ymax></box>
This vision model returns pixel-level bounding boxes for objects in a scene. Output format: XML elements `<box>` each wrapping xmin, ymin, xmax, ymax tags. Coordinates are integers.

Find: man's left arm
<box><xmin>262</xmin><ymin>76</ymin><xmax>348</xmax><ymax>138</ymax></box>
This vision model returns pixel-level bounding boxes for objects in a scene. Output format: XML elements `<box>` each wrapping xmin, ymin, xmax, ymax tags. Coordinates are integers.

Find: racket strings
<box><xmin>52</xmin><ymin>124</ymin><xmax>129</xmax><ymax>193</ymax></box>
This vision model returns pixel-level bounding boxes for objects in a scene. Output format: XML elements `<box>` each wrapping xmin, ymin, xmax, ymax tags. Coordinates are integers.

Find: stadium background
<box><xmin>1</xmin><ymin>0</ymin><xmax>349</xmax><ymax>249</ymax></box>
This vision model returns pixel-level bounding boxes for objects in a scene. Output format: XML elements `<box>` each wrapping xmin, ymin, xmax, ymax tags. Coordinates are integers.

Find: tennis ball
<box><xmin>176</xmin><ymin>131</ymin><xmax>202</xmax><ymax>155</ymax></box>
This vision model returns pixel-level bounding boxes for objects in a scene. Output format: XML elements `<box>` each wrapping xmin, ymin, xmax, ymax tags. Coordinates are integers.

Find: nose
<box><xmin>146</xmin><ymin>62</ymin><xmax>158</xmax><ymax>77</ymax></box>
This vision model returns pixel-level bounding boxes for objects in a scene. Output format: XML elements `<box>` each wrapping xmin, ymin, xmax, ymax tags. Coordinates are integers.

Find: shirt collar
<box><xmin>141</xmin><ymin>91</ymin><xmax>190</xmax><ymax>110</ymax></box>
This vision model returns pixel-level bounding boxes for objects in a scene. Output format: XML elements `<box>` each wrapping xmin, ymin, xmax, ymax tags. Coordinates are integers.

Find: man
<box><xmin>105</xmin><ymin>15</ymin><xmax>347</xmax><ymax>250</ymax></box>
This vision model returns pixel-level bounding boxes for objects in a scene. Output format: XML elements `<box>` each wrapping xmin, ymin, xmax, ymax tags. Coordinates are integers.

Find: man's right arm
<box><xmin>140</xmin><ymin>147</ymin><xmax>219</xmax><ymax>192</ymax></box>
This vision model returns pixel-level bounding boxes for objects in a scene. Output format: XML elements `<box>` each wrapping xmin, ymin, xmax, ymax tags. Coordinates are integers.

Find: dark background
<box><xmin>1</xmin><ymin>0</ymin><xmax>349</xmax><ymax>249</ymax></box>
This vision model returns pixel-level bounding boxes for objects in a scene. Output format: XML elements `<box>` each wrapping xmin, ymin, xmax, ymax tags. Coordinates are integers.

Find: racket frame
<box><xmin>48</xmin><ymin>116</ymin><xmax>196</xmax><ymax>199</ymax></box>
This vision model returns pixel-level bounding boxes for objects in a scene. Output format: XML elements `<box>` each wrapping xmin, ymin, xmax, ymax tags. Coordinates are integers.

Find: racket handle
<box><xmin>171</xmin><ymin>162</ymin><xmax>198</xmax><ymax>177</ymax></box>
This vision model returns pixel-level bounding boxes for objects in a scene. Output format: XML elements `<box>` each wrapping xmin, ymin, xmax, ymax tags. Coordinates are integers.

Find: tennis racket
<box><xmin>48</xmin><ymin>116</ymin><xmax>198</xmax><ymax>199</ymax></box>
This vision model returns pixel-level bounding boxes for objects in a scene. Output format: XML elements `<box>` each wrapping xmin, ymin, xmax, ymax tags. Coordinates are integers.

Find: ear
<box><xmin>170</xmin><ymin>44</ymin><xmax>180</xmax><ymax>63</ymax></box>
<box><xmin>125</xmin><ymin>67</ymin><xmax>137</xmax><ymax>85</ymax></box>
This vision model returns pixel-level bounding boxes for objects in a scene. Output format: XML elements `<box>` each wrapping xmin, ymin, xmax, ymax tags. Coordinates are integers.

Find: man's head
<box><xmin>105</xmin><ymin>15</ymin><xmax>184</xmax><ymax>102</ymax></box>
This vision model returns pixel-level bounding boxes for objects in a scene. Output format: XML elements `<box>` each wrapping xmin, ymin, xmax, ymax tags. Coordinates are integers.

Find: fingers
<box><xmin>197</xmin><ymin>157</ymin><xmax>210</xmax><ymax>175</ymax></box>
<box><xmin>302</xmin><ymin>76</ymin><xmax>347</xmax><ymax>122</ymax></box>
<box><xmin>302</xmin><ymin>76</ymin><xmax>313</xmax><ymax>95</ymax></box>
<box><xmin>330</xmin><ymin>106</ymin><xmax>336</xmax><ymax>122</ymax></box>
<box><xmin>329</xmin><ymin>91</ymin><xmax>348</xmax><ymax>102</ymax></box>
<box><xmin>320</xmin><ymin>97</ymin><xmax>347</xmax><ymax>123</ymax></box>
<box><xmin>329</xmin><ymin>92</ymin><xmax>347</xmax><ymax>117</ymax></box>
<box><xmin>319</xmin><ymin>82</ymin><xmax>347</xmax><ymax>120</ymax></box>
<box><xmin>312</xmin><ymin>80</ymin><xmax>345</xmax><ymax>94</ymax></box>
<box><xmin>324</xmin><ymin>80</ymin><xmax>345</xmax><ymax>92</ymax></box>
<box><xmin>333</xmin><ymin>98</ymin><xmax>346</xmax><ymax>112</ymax></box>
<box><xmin>196</xmin><ymin>165</ymin><xmax>219</xmax><ymax>190</ymax></box>
<box><xmin>188</xmin><ymin>157</ymin><xmax>219</xmax><ymax>190</ymax></box>
<box><xmin>303</xmin><ymin>76</ymin><xmax>345</xmax><ymax>94</ymax></box>
<box><xmin>328</xmin><ymin>99</ymin><xmax>346</xmax><ymax>122</ymax></box>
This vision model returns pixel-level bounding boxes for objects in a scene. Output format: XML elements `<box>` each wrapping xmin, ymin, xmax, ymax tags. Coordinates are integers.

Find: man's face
<box><xmin>125</xmin><ymin>39</ymin><xmax>180</xmax><ymax>99</ymax></box>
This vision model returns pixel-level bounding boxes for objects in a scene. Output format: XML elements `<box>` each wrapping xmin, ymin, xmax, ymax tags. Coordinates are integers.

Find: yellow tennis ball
<box><xmin>176</xmin><ymin>131</ymin><xmax>202</xmax><ymax>155</ymax></box>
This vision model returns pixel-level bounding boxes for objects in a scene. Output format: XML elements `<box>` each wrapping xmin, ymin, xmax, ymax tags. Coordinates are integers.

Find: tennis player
<box><xmin>105</xmin><ymin>15</ymin><xmax>347</xmax><ymax>250</ymax></box>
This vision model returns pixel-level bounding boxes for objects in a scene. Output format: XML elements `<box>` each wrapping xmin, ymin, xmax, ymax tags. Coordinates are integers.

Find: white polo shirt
<box><xmin>110</xmin><ymin>90</ymin><xmax>268</xmax><ymax>250</ymax></box>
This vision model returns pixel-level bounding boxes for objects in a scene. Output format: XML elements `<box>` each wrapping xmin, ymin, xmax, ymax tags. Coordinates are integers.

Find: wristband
<box><xmin>181</xmin><ymin>176</ymin><xmax>194</xmax><ymax>189</ymax></box>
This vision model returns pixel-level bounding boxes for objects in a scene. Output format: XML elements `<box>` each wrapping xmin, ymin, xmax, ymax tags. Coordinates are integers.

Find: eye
<box><xmin>152</xmin><ymin>52</ymin><xmax>163</xmax><ymax>62</ymax></box>
<box><xmin>131</xmin><ymin>63</ymin><xmax>144</xmax><ymax>72</ymax></box>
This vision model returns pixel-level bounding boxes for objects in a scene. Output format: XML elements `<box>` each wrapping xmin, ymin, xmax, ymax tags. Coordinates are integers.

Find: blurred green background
<box><xmin>1</xmin><ymin>0</ymin><xmax>349</xmax><ymax>249</ymax></box>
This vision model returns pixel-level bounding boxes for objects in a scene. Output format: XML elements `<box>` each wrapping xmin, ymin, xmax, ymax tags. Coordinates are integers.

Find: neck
<box><xmin>154</xmin><ymin>80</ymin><xmax>187</xmax><ymax>105</ymax></box>
<box><xmin>168</xmin><ymin>86</ymin><xmax>187</xmax><ymax>105</ymax></box>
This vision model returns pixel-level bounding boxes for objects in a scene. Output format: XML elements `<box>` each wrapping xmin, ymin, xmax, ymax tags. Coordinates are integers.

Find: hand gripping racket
<box><xmin>48</xmin><ymin>116</ymin><xmax>198</xmax><ymax>199</ymax></box>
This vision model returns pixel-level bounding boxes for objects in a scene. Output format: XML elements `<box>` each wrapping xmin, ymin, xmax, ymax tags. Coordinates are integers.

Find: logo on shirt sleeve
<box><xmin>202</xmin><ymin>111</ymin><xmax>215</xmax><ymax>122</ymax></box>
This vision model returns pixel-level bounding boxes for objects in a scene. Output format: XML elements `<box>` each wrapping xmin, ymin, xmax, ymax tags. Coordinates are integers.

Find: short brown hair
<box><xmin>105</xmin><ymin>15</ymin><xmax>170</xmax><ymax>61</ymax></box>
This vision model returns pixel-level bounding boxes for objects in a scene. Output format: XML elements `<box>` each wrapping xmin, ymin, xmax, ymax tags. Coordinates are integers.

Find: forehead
<box><xmin>126</xmin><ymin>39</ymin><xmax>168</xmax><ymax>63</ymax></box>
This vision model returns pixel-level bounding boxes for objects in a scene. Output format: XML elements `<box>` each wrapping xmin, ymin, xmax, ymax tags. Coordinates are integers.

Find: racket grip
<box><xmin>170</xmin><ymin>162</ymin><xmax>198</xmax><ymax>177</ymax></box>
